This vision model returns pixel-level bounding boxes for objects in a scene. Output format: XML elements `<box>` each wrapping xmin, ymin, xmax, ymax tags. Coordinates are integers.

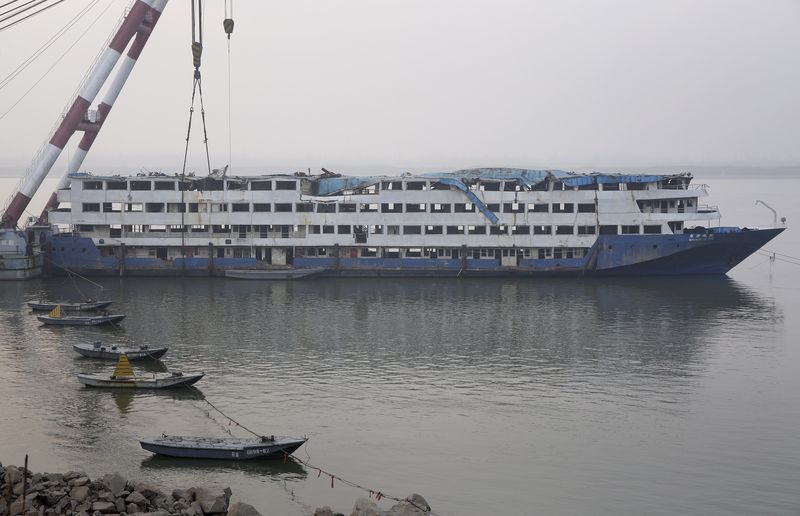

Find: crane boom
<box><xmin>1</xmin><ymin>0</ymin><xmax>169</xmax><ymax>229</ymax></box>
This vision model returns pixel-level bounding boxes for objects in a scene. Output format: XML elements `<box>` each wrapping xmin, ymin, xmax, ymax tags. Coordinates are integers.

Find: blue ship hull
<box><xmin>45</xmin><ymin>227</ymin><xmax>783</xmax><ymax>278</ymax></box>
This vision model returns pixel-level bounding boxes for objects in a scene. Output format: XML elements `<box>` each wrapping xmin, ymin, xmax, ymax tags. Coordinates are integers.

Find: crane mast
<box><xmin>0</xmin><ymin>0</ymin><xmax>169</xmax><ymax>229</ymax></box>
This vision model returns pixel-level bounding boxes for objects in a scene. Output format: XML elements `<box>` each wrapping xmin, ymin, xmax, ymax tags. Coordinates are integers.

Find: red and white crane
<box><xmin>0</xmin><ymin>0</ymin><xmax>169</xmax><ymax>229</ymax></box>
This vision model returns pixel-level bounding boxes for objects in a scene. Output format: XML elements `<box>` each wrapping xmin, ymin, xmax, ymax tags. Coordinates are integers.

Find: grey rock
<box><xmin>98</xmin><ymin>492</ymin><xmax>116</xmax><ymax>503</ymax></box>
<box><xmin>124</xmin><ymin>493</ymin><xmax>147</xmax><ymax>506</ymax></box>
<box><xmin>350</xmin><ymin>498</ymin><xmax>382</xmax><ymax>516</ymax></box>
<box><xmin>43</xmin><ymin>474</ymin><xmax>64</xmax><ymax>484</ymax></box>
<box><xmin>193</xmin><ymin>489</ymin><xmax>228</xmax><ymax>514</ymax></box>
<box><xmin>385</xmin><ymin>494</ymin><xmax>430</xmax><ymax>516</ymax></box>
<box><xmin>55</xmin><ymin>495</ymin><xmax>71</xmax><ymax>514</ymax></box>
<box><xmin>70</xmin><ymin>487</ymin><xmax>90</xmax><ymax>503</ymax></box>
<box><xmin>90</xmin><ymin>501</ymin><xmax>116</xmax><ymax>514</ymax></box>
<box><xmin>126</xmin><ymin>504</ymin><xmax>138</xmax><ymax>515</ymax></box>
<box><xmin>75</xmin><ymin>511</ymin><xmax>89</xmax><ymax>516</ymax></box>
<box><xmin>171</xmin><ymin>490</ymin><xmax>190</xmax><ymax>502</ymax></box>
<box><xmin>8</xmin><ymin>498</ymin><xmax>24</xmax><ymax>516</ymax></box>
<box><xmin>75</xmin><ymin>504</ymin><xmax>91</xmax><ymax>513</ymax></box>
<box><xmin>314</xmin><ymin>506</ymin><xmax>340</xmax><ymax>516</ymax></box>
<box><xmin>115</xmin><ymin>499</ymin><xmax>126</xmax><ymax>513</ymax></box>
<box><xmin>225</xmin><ymin>502</ymin><xmax>261</xmax><ymax>516</ymax></box>
<box><xmin>43</xmin><ymin>491</ymin><xmax>67</xmax><ymax>506</ymax></box>
<box><xmin>62</xmin><ymin>473</ymin><xmax>82</xmax><ymax>482</ymax></box>
<box><xmin>189</xmin><ymin>501</ymin><xmax>203</xmax><ymax>516</ymax></box>
<box><xmin>132</xmin><ymin>484</ymin><xmax>159</xmax><ymax>501</ymax></box>
<box><xmin>69</xmin><ymin>478</ymin><xmax>89</xmax><ymax>488</ymax></box>
<box><xmin>152</xmin><ymin>495</ymin><xmax>170</xmax><ymax>511</ymax></box>
<box><xmin>0</xmin><ymin>497</ymin><xmax>8</xmax><ymax>516</ymax></box>
<box><xmin>102</xmin><ymin>475</ymin><xmax>127</xmax><ymax>498</ymax></box>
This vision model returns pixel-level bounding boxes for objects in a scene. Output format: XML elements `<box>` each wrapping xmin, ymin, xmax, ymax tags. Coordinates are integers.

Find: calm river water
<box><xmin>1</xmin><ymin>178</ymin><xmax>799</xmax><ymax>515</ymax></box>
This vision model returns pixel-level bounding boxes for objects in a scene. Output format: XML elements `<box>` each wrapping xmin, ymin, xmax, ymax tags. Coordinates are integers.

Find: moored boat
<box><xmin>77</xmin><ymin>354</ymin><xmax>202</xmax><ymax>389</ymax></box>
<box><xmin>28</xmin><ymin>300</ymin><xmax>112</xmax><ymax>312</ymax></box>
<box><xmin>224</xmin><ymin>268</ymin><xmax>325</xmax><ymax>280</ymax></box>
<box><xmin>73</xmin><ymin>341</ymin><xmax>167</xmax><ymax>361</ymax></box>
<box><xmin>38</xmin><ymin>313</ymin><xmax>125</xmax><ymax>326</ymax></box>
<box><xmin>139</xmin><ymin>435</ymin><xmax>308</xmax><ymax>460</ymax></box>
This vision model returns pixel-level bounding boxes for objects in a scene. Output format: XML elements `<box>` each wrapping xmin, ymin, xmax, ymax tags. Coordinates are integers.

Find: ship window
<box><xmin>381</xmin><ymin>203</ymin><xmax>402</xmax><ymax>213</ymax></box>
<box><xmin>643</xmin><ymin>225</ymin><xmax>662</xmax><ymax>234</ymax></box>
<box><xmin>149</xmin><ymin>225</ymin><xmax>167</xmax><ymax>232</ymax></box>
<box><xmin>275</xmin><ymin>203</ymin><xmax>292</xmax><ymax>212</ymax></box>
<box><xmin>577</xmin><ymin>203</ymin><xmax>595</xmax><ymax>213</ymax></box>
<box><xmin>77</xmin><ymin>225</ymin><xmax>93</xmax><ymax>232</ymax></box>
<box><xmin>191</xmin><ymin>225</ymin><xmax>206</xmax><ymax>232</ymax></box>
<box><xmin>296</xmin><ymin>203</ymin><xmax>314</xmax><ymax>212</ymax></box>
<box><xmin>503</xmin><ymin>181</ymin><xmax>521</xmax><ymax>192</ymax></box>
<box><xmin>381</xmin><ymin>181</ymin><xmax>403</xmax><ymax>190</ymax></box>
<box><xmin>406</xmin><ymin>203</ymin><xmax>426</xmax><ymax>213</ymax></box>
<box><xmin>251</xmin><ymin>181</ymin><xmax>272</xmax><ymax>191</ymax></box>
<box><xmin>503</xmin><ymin>203</ymin><xmax>525</xmax><ymax>213</ymax></box>
<box><xmin>578</xmin><ymin>183</ymin><xmax>598</xmax><ymax>191</ymax></box>
<box><xmin>481</xmin><ymin>182</ymin><xmax>501</xmax><ymax>191</ymax></box>
<box><xmin>106</xmin><ymin>181</ymin><xmax>126</xmax><ymax>190</ymax></box>
<box><xmin>554</xmin><ymin>247</ymin><xmax>564</xmax><ymax>259</ymax></box>
<box><xmin>361</xmin><ymin>247</ymin><xmax>378</xmax><ymax>257</ymax></box>
<box><xmin>577</xmin><ymin>225</ymin><xmax>596</xmax><ymax>235</ymax></box>
<box><xmin>130</xmin><ymin>181</ymin><xmax>151</xmax><ymax>190</ymax></box>
<box><xmin>82</xmin><ymin>181</ymin><xmax>103</xmax><ymax>190</ymax></box>
<box><xmin>468</xmin><ymin>225</ymin><xmax>486</xmax><ymax>235</ymax></box>
<box><xmin>167</xmin><ymin>203</ymin><xmax>186</xmax><ymax>213</ymax></box>
<box><xmin>232</xmin><ymin>203</ymin><xmax>250</xmax><ymax>212</ymax></box>
<box><xmin>446</xmin><ymin>225</ymin><xmax>464</xmax><ymax>235</ymax></box>
<box><xmin>276</xmin><ymin>181</ymin><xmax>296</xmax><ymax>190</ymax></box>
<box><xmin>360</xmin><ymin>203</ymin><xmax>378</xmax><ymax>213</ymax></box>
<box><xmin>603</xmin><ymin>183</ymin><xmax>620</xmax><ymax>191</ymax></box>
<box><xmin>489</xmin><ymin>225</ymin><xmax>507</xmax><ymax>235</ymax></box>
<box><xmin>599</xmin><ymin>225</ymin><xmax>618</xmax><ymax>235</ymax></box>
<box><xmin>103</xmin><ymin>202</ymin><xmax>122</xmax><ymax>213</ymax></box>
<box><xmin>538</xmin><ymin>248</ymin><xmax>553</xmax><ymax>259</ymax></box>
<box><xmin>384</xmin><ymin>247</ymin><xmax>401</xmax><ymax>258</ymax></box>
<box><xmin>487</xmin><ymin>203</ymin><xmax>500</xmax><ymax>212</ymax></box>
<box><xmin>322</xmin><ymin>225</ymin><xmax>335</xmax><ymax>234</ymax></box>
<box><xmin>429</xmin><ymin>182</ymin><xmax>451</xmax><ymax>191</ymax></box>
<box><xmin>82</xmin><ymin>203</ymin><xmax>100</xmax><ymax>212</ymax></box>
<box><xmin>406</xmin><ymin>248</ymin><xmax>423</xmax><ymax>257</ymax></box>
<box><xmin>403</xmin><ymin>225</ymin><xmax>422</xmax><ymax>235</ymax></box>
<box><xmin>621</xmin><ymin>225</ymin><xmax>640</xmax><ymax>234</ymax></box>
<box><xmin>431</xmin><ymin>203</ymin><xmax>451</xmax><ymax>213</ymax></box>
<box><xmin>529</xmin><ymin>203</ymin><xmax>548</xmax><ymax>213</ymax></box>
<box><xmin>316</xmin><ymin>203</ymin><xmax>336</xmax><ymax>213</ymax></box>
<box><xmin>145</xmin><ymin>203</ymin><xmax>164</xmax><ymax>213</ymax></box>
<box><xmin>454</xmin><ymin>203</ymin><xmax>475</xmax><ymax>213</ymax></box>
<box><xmin>307</xmin><ymin>225</ymin><xmax>321</xmax><ymax>234</ymax></box>
<box><xmin>556</xmin><ymin>225</ymin><xmax>573</xmax><ymax>235</ymax></box>
<box><xmin>154</xmin><ymin>181</ymin><xmax>175</xmax><ymax>190</ymax></box>
<box><xmin>533</xmin><ymin>225</ymin><xmax>551</xmax><ymax>235</ymax></box>
<box><xmin>426</xmin><ymin>225</ymin><xmax>443</xmax><ymax>235</ymax></box>
<box><xmin>386</xmin><ymin>225</ymin><xmax>401</xmax><ymax>235</ymax></box>
<box><xmin>337</xmin><ymin>225</ymin><xmax>351</xmax><ymax>234</ymax></box>
<box><xmin>552</xmin><ymin>203</ymin><xmax>574</xmax><ymax>213</ymax></box>
<box><xmin>253</xmin><ymin>203</ymin><xmax>271</xmax><ymax>212</ymax></box>
<box><xmin>511</xmin><ymin>225</ymin><xmax>529</xmax><ymax>235</ymax></box>
<box><xmin>627</xmin><ymin>182</ymin><xmax>647</xmax><ymax>190</ymax></box>
<box><xmin>339</xmin><ymin>203</ymin><xmax>357</xmax><ymax>213</ymax></box>
<box><xmin>370</xmin><ymin>225</ymin><xmax>384</xmax><ymax>234</ymax></box>
<box><xmin>405</xmin><ymin>181</ymin><xmax>426</xmax><ymax>190</ymax></box>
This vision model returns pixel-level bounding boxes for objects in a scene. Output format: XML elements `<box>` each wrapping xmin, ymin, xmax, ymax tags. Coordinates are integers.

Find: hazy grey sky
<box><xmin>0</xmin><ymin>0</ymin><xmax>798</xmax><ymax>176</ymax></box>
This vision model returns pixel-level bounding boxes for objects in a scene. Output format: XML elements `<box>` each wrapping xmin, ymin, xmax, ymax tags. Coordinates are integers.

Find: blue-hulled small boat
<box><xmin>28</xmin><ymin>300</ymin><xmax>112</xmax><ymax>312</ymax></box>
<box><xmin>139</xmin><ymin>435</ymin><xmax>308</xmax><ymax>460</ymax></box>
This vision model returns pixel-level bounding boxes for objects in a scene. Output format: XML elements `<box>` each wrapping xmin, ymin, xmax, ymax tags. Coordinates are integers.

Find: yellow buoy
<box><xmin>113</xmin><ymin>353</ymin><xmax>135</xmax><ymax>378</ymax></box>
<box><xmin>48</xmin><ymin>305</ymin><xmax>62</xmax><ymax>318</ymax></box>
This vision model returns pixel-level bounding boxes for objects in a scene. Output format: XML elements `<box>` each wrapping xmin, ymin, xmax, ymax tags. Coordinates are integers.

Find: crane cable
<box><xmin>224</xmin><ymin>0</ymin><xmax>234</xmax><ymax>175</ymax></box>
<box><xmin>0</xmin><ymin>0</ymin><xmax>67</xmax><ymax>33</ymax></box>
<box><xmin>180</xmin><ymin>0</ymin><xmax>212</xmax><ymax>179</ymax></box>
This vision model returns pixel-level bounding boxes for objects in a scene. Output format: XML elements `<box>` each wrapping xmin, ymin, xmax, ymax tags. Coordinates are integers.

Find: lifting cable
<box><xmin>180</xmin><ymin>0</ymin><xmax>212</xmax><ymax>179</ymax></box>
<box><xmin>0</xmin><ymin>0</ymin><xmax>67</xmax><ymax>33</ymax></box>
<box><xmin>223</xmin><ymin>0</ymin><xmax>234</xmax><ymax>174</ymax></box>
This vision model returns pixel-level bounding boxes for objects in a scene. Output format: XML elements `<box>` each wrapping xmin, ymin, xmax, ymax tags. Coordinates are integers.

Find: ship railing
<box><xmin>697</xmin><ymin>205</ymin><xmax>719</xmax><ymax>214</ymax></box>
<box><xmin>659</xmin><ymin>183</ymin><xmax>708</xmax><ymax>192</ymax></box>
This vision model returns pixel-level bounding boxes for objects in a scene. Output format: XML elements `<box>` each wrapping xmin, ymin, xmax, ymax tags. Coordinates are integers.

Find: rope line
<box><xmin>0</xmin><ymin>0</ymin><xmax>67</xmax><ymax>32</ymax></box>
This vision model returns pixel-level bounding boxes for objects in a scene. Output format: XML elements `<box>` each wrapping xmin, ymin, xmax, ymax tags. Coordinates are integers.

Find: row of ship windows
<box><xmin>80</xmin><ymin>201</ymin><xmax>600</xmax><ymax>214</ymax></box>
<box><xmin>81</xmin><ymin>223</ymin><xmax>663</xmax><ymax>236</ymax></box>
<box><xmin>79</xmin><ymin>178</ymin><xmax>674</xmax><ymax>193</ymax></box>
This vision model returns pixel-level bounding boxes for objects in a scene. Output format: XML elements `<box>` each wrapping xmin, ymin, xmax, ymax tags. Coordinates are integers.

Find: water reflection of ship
<box><xmin>140</xmin><ymin>454</ymin><xmax>307</xmax><ymax>479</ymax></box>
<box><xmin>110</xmin><ymin>386</ymin><xmax>203</xmax><ymax>413</ymax></box>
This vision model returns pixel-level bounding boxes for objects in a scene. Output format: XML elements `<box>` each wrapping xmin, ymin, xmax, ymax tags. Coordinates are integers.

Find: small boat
<box><xmin>28</xmin><ymin>300</ymin><xmax>112</xmax><ymax>312</ymax></box>
<box><xmin>224</xmin><ymin>268</ymin><xmax>325</xmax><ymax>280</ymax></box>
<box><xmin>77</xmin><ymin>354</ymin><xmax>203</xmax><ymax>389</ymax></box>
<box><xmin>73</xmin><ymin>342</ymin><xmax>168</xmax><ymax>361</ymax></box>
<box><xmin>37</xmin><ymin>305</ymin><xmax>125</xmax><ymax>326</ymax></box>
<box><xmin>139</xmin><ymin>435</ymin><xmax>308</xmax><ymax>460</ymax></box>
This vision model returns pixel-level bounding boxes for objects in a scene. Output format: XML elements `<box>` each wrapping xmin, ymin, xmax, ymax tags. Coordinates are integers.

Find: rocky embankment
<box><xmin>0</xmin><ymin>463</ymin><xmax>259</xmax><ymax>516</ymax></box>
<box><xmin>0</xmin><ymin>462</ymin><xmax>432</xmax><ymax>516</ymax></box>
